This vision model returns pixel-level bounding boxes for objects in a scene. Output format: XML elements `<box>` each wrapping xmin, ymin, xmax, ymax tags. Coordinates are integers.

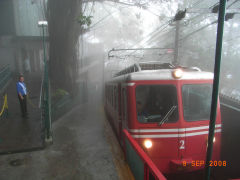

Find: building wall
<box><xmin>13</xmin><ymin>0</ymin><xmax>46</xmax><ymax>37</ymax></box>
<box><xmin>0</xmin><ymin>0</ymin><xmax>15</xmax><ymax>36</ymax></box>
<box><xmin>0</xmin><ymin>0</ymin><xmax>48</xmax><ymax>75</ymax></box>
<box><xmin>0</xmin><ymin>48</ymin><xmax>15</xmax><ymax>70</ymax></box>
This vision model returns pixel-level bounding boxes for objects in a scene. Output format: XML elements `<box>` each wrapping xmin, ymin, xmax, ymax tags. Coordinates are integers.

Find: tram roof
<box><xmin>110</xmin><ymin>63</ymin><xmax>213</xmax><ymax>82</ymax></box>
<box><xmin>111</xmin><ymin>69</ymin><xmax>213</xmax><ymax>83</ymax></box>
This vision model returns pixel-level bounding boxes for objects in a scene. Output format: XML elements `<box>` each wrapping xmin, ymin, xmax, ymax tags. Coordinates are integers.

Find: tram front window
<box><xmin>135</xmin><ymin>85</ymin><xmax>178</xmax><ymax>123</ymax></box>
<box><xmin>182</xmin><ymin>84</ymin><xmax>212</xmax><ymax>121</ymax></box>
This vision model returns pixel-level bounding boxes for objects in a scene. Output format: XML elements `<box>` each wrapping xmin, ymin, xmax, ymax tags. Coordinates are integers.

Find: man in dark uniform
<box><xmin>16</xmin><ymin>75</ymin><xmax>28</xmax><ymax>118</ymax></box>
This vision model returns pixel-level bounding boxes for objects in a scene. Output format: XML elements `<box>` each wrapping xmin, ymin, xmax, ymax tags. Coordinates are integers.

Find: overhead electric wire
<box><xmin>114</xmin><ymin>0</ymin><xmax>205</xmax><ymax>51</ymax></box>
<box><xmin>141</xmin><ymin>13</ymin><xmax>214</xmax><ymax>48</ymax></box>
<box><xmin>129</xmin><ymin>20</ymin><xmax>172</xmax><ymax>47</ymax></box>
<box><xmin>123</xmin><ymin>0</ymin><xmax>210</xmax><ymax>51</ymax></box>
<box><xmin>191</xmin><ymin>0</ymin><xmax>205</xmax><ymax>8</ymax></box>
<box><xmin>160</xmin><ymin>0</ymin><xmax>238</xmax><ymax>54</ymax></box>
<box><xmin>118</xmin><ymin>0</ymin><xmax>226</xmax><ymax>59</ymax></box>
<box><xmin>227</xmin><ymin>0</ymin><xmax>240</xmax><ymax>8</ymax></box>
<box><xmin>88</xmin><ymin>2</ymin><xmax>132</xmax><ymax>30</ymax></box>
<box><xmin>82</xmin><ymin>2</ymin><xmax>88</xmax><ymax>14</ymax></box>
<box><xmin>181</xmin><ymin>20</ymin><xmax>218</xmax><ymax>41</ymax></box>
<box><xmin>88</xmin><ymin>1</ymin><xmax>95</xmax><ymax>16</ymax></box>
<box><xmin>139</xmin><ymin>24</ymin><xmax>174</xmax><ymax>47</ymax></box>
<box><xmin>178</xmin><ymin>1</ymin><xmax>239</xmax><ymax>43</ymax></box>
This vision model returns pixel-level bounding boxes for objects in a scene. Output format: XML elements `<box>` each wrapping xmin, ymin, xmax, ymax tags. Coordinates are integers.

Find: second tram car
<box><xmin>105</xmin><ymin>63</ymin><xmax>221</xmax><ymax>174</ymax></box>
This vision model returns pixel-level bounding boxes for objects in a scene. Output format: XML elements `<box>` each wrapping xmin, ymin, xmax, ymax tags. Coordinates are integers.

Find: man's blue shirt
<box><xmin>16</xmin><ymin>82</ymin><xmax>27</xmax><ymax>96</ymax></box>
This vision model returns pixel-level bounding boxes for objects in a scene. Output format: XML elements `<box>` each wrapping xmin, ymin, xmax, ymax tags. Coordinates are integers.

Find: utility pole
<box><xmin>173</xmin><ymin>20</ymin><xmax>180</xmax><ymax>65</ymax></box>
<box><xmin>172</xmin><ymin>8</ymin><xmax>186</xmax><ymax>65</ymax></box>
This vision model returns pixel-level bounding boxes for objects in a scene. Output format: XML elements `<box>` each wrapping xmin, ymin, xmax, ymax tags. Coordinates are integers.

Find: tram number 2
<box><xmin>179</xmin><ymin>140</ymin><xmax>185</xmax><ymax>149</ymax></box>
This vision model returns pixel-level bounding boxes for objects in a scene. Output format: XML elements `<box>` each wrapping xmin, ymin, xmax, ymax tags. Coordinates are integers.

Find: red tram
<box><xmin>104</xmin><ymin>63</ymin><xmax>221</xmax><ymax>174</ymax></box>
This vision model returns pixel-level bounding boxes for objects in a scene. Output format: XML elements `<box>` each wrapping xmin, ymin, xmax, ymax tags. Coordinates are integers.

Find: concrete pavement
<box><xmin>0</xmin><ymin>73</ymin><xmax>43</xmax><ymax>154</ymax></box>
<box><xmin>0</xmin><ymin>100</ymin><xmax>126</xmax><ymax>180</ymax></box>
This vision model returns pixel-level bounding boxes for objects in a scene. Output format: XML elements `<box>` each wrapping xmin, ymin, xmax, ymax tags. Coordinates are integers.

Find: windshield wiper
<box><xmin>158</xmin><ymin>106</ymin><xmax>177</xmax><ymax>126</ymax></box>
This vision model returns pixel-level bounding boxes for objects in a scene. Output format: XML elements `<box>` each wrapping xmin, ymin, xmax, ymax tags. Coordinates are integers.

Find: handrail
<box><xmin>123</xmin><ymin>129</ymin><xmax>166</xmax><ymax>180</ymax></box>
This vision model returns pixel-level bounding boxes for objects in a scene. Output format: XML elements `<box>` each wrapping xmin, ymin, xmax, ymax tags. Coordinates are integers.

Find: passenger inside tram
<box><xmin>136</xmin><ymin>101</ymin><xmax>149</xmax><ymax>123</ymax></box>
<box><xmin>136</xmin><ymin>85</ymin><xmax>178</xmax><ymax>123</ymax></box>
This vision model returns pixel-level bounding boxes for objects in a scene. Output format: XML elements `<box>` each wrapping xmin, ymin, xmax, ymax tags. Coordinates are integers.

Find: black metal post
<box><xmin>173</xmin><ymin>21</ymin><xmax>180</xmax><ymax>65</ymax></box>
<box><xmin>205</xmin><ymin>0</ymin><xmax>226</xmax><ymax>180</ymax></box>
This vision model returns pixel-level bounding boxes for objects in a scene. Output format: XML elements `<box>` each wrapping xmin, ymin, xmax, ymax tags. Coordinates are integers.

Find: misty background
<box><xmin>0</xmin><ymin>0</ymin><xmax>239</xmax><ymax>102</ymax></box>
<box><xmin>0</xmin><ymin>1</ymin><xmax>239</xmax><ymax>179</ymax></box>
<box><xmin>78</xmin><ymin>0</ymin><xmax>240</xmax><ymax>102</ymax></box>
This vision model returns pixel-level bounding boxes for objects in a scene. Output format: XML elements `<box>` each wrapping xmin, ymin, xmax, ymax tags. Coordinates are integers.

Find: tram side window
<box><xmin>135</xmin><ymin>85</ymin><xmax>178</xmax><ymax>123</ymax></box>
<box><xmin>114</xmin><ymin>87</ymin><xmax>118</xmax><ymax>111</ymax></box>
<box><xmin>108</xmin><ymin>86</ymin><xmax>110</xmax><ymax>102</ymax></box>
<box><xmin>107</xmin><ymin>86</ymin><xmax>109</xmax><ymax>102</ymax></box>
<box><xmin>105</xmin><ymin>85</ymin><xmax>108</xmax><ymax>101</ymax></box>
<box><xmin>108</xmin><ymin>86</ymin><xmax>109</xmax><ymax>102</ymax></box>
<box><xmin>112</xmin><ymin>86</ymin><xmax>114</xmax><ymax>107</ymax></box>
<box><xmin>111</xmin><ymin>86</ymin><xmax>114</xmax><ymax>106</ymax></box>
<box><xmin>123</xmin><ymin>88</ymin><xmax>128</xmax><ymax>125</ymax></box>
<box><xmin>110</xmin><ymin>86</ymin><xmax>112</xmax><ymax>104</ymax></box>
<box><xmin>182</xmin><ymin>84</ymin><xmax>212</xmax><ymax>121</ymax></box>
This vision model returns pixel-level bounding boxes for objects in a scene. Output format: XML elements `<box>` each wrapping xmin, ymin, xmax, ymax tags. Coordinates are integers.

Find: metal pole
<box><xmin>173</xmin><ymin>21</ymin><xmax>180</xmax><ymax>65</ymax></box>
<box><xmin>42</xmin><ymin>25</ymin><xmax>46</xmax><ymax>64</ymax></box>
<box><xmin>205</xmin><ymin>0</ymin><xmax>226</xmax><ymax>179</ymax></box>
<box><xmin>42</xmin><ymin>25</ymin><xmax>51</xmax><ymax>140</ymax></box>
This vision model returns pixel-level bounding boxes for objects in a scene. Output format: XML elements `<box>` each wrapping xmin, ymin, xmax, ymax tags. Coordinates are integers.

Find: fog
<box><xmin>0</xmin><ymin>0</ymin><xmax>240</xmax><ymax>179</ymax></box>
<box><xmin>78</xmin><ymin>0</ymin><xmax>240</xmax><ymax>101</ymax></box>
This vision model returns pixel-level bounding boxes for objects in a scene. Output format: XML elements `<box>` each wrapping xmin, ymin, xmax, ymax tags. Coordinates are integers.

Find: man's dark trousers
<box><xmin>18</xmin><ymin>95</ymin><xmax>27</xmax><ymax>117</ymax></box>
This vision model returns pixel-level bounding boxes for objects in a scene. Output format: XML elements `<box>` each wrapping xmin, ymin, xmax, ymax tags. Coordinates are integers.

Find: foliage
<box><xmin>77</xmin><ymin>13</ymin><xmax>93</xmax><ymax>27</ymax></box>
<box><xmin>52</xmin><ymin>88</ymin><xmax>69</xmax><ymax>99</ymax></box>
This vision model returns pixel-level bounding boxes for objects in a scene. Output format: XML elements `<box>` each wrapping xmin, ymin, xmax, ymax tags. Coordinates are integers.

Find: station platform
<box><xmin>0</xmin><ymin>74</ymin><xmax>44</xmax><ymax>154</ymax></box>
<box><xmin>0</xmin><ymin>97</ymin><xmax>133</xmax><ymax>179</ymax></box>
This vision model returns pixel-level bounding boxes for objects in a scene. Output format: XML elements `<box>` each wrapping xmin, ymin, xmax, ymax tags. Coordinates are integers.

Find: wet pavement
<box><xmin>0</xmin><ymin>98</ymin><xmax>133</xmax><ymax>180</ymax></box>
<box><xmin>0</xmin><ymin>74</ymin><xmax>44</xmax><ymax>154</ymax></box>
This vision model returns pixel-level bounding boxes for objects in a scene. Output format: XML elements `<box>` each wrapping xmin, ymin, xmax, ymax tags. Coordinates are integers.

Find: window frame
<box><xmin>181</xmin><ymin>83</ymin><xmax>213</xmax><ymax>122</ymax></box>
<box><xmin>135</xmin><ymin>84</ymin><xmax>179</xmax><ymax>124</ymax></box>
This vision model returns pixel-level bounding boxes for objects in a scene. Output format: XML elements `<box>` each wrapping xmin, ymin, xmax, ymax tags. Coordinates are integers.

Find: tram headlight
<box><xmin>172</xmin><ymin>69</ymin><xmax>183</xmax><ymax>79</ymax></box>
<box><xmin>144</xmin><ymin>140</ymin><xmax>152</xmax><ymax>149</ymax></box>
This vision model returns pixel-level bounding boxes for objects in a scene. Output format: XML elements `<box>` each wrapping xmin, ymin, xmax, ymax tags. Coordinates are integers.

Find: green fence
<box><xmin>0</xmin><ymin>65</ymin><xmax>11</xmax><ymax>91</ymax></box>
<box><xmin>123</xmin><ymin>129</ymin><xmax>166</xmax><ymax>180</ymax></box>
<box><xmin>125</xmin><ymin>139</ymin><xmax>145</xmax><ymax>180</ymax></box>
<box><xmin>0</xmin><ymin>65</ymin><xmax>11</xmax><ymax>119</ymax></box>
<box><xmin>51</xmin><ymin>94</ymin><xmax>79</xmax><ymax>121</ymax></box>
<box><xmin>51</xmin><ymin>82</ymin><xmax>87</xmax><ymax>121</ymax></box>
